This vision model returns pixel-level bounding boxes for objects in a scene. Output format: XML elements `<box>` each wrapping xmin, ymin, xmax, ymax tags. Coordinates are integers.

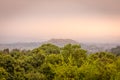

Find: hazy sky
<box><xmin>0</xmin><ymin>0</ymin><xmax>120</xmax><ymax>43</ymax></box>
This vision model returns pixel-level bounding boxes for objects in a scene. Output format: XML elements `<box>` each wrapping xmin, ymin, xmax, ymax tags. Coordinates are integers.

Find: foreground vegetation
<box><xmin>0</xmin><ymin>43</ymin><xmax>120</xmax><ymax>80</ymax></box>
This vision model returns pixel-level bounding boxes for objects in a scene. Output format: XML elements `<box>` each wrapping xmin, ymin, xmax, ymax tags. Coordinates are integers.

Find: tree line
<box><xmin>0</xmin><ymin>43</ymin><xmax>120</xmax><ymax>80</ymax></box>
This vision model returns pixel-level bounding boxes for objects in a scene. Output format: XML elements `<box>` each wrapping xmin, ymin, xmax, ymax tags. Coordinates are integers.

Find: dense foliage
<box><xmin>0</xmin><ymin>43</ymin><xmax>120</xmax><ymax>80</ymax></box>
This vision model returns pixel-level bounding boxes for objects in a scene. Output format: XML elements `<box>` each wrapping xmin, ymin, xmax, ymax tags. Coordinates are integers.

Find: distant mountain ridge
<box><xmin>0</xmin><ymin>39</ymin><xmax>120</xmax><ymax>53</ymax></box>
<box><xmin>44</xmin><ymin>39</ymin><xmax>79</xmax><ymax>47</ymax></box>
<box><xmin>0</xmin><ymin>39</ymin><xmax>79</xmax><ymax>50</ymax></box>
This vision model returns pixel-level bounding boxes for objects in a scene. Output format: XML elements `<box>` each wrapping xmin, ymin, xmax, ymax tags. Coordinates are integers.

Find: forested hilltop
<box><xmin>0</xmin><ymin>43</ymin><xmax>120</xmax><ymax>80</ymax></box>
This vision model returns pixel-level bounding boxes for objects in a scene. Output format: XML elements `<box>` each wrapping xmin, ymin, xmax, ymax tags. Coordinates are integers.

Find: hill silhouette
<box><xmin>44</xmin><ymin>39</ymin><xmax>79</xmax><ymax>46</ymax></box>
<box><xmin>0</xmin><ymin>39</ymin><xmax>79</xmax><ymax>50</ymax></box>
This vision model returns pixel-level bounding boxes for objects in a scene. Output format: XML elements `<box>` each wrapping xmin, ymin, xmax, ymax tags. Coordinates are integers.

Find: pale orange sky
<box><xmin>0</xmin><ymin>0</ymin><xmax>120</xmax><ymax>43</ymax></box>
